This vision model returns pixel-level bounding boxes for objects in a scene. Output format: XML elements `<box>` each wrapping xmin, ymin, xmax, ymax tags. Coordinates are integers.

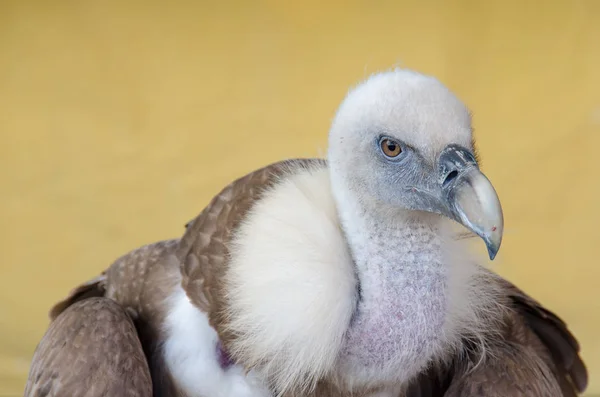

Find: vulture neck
<box><xmin>333</xmin><ymin>188</ymin><xmax>457</xmax><ymax>385</ymax></box>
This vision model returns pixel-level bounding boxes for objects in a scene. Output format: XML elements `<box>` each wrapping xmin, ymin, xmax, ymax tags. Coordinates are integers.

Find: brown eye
<box><xmin>380</xmin><ymin>138</ymin><xmax>402</xmax><ymax>158</ymax></box>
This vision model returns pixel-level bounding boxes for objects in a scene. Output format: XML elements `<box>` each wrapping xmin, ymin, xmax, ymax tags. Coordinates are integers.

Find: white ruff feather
<box><xmin>163</xmin><ymin>289</ymin><xmax>272</xmax><ymax>397</ymax></box>
<box><xmin>224</xmin><ymin>166</ymin><xmax>505</xmax><ymax>394</ymax></box>
<box><xmin>225</xmin><ymin>166</ymin><xmax>357</xmax><ymax>394</ymax></box>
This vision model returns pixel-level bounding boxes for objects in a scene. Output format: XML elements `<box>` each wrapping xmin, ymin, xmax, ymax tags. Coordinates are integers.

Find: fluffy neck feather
<box><xmin>334</xmin><ymin>189</ymin><xmax>454</xmax><ymax>386</ymax></box>
<box><xmin>330</xmin><ymin>173</ymin><xmax>502</xmax><ymax>389</ymax></box>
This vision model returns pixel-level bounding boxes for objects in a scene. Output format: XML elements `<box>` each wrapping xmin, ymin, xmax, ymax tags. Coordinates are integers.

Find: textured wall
<box><xmin>1</xmin><ymin>1</ymin><xmax>599</xmax><ymax>395</ymax></box>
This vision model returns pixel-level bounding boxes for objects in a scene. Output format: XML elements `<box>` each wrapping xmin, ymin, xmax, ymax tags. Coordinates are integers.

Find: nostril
<box><xmin>443</xmin><ymin>170</ymin><xmax>459</xmax><ymax>187</ymax></box>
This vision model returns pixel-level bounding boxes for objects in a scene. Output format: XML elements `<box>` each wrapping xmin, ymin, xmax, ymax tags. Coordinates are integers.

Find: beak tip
<box><xmin>485</xmin><ymin>235</ymin><xmax>502</xmax><ymax>261</ymax></box>
<box><xmin>487</xmin><ymin>245</ymin><xmax>498</xmax><ymax>260</ymax></box>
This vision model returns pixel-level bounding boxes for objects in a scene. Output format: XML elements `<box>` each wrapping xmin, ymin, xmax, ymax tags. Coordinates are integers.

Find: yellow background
<box><xmin>1</xmin><ymin>1</ymin><xmax>599</xmax><ymax>395</ymax></box>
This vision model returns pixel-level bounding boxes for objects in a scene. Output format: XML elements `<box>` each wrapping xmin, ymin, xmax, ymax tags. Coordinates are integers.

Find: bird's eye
<box><xmin>379</xmin><ymin>138</ymin><xmax>402</xmax><ymax>159</ymax></box>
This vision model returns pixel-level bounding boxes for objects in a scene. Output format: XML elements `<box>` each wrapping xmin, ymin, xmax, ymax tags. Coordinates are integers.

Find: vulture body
<box><xmin>26</xmin><ymin>69</ymin><xmax>587</xmax><ymax>397</ymax></box>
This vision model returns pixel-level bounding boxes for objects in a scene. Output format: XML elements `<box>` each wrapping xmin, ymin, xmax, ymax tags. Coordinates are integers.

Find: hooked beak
<box><xmin>438</xmin><ymin>145</ymin><xmax>504</xmax><ymax>260</ymax></box>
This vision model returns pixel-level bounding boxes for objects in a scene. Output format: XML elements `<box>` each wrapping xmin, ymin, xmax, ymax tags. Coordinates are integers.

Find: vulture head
<box><xmin>224</xmin><ymin>69</ymin><xmax>507</xmax><ymax>395</ymax></box>
<box><xmin>328</xmin><ymin>70</ymin><xmax>503</xmax><ymax>259</ymax></box>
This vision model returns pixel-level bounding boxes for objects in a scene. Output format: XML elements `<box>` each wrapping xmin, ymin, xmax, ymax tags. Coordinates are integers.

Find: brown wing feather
<box><xmin>34</xmin><ymin>239</ymin><xmax>184</xmax><ymax>397</ymax></box>
<box><xmin>408</xmin><ymin>276</ymin><xmax>587</xmax><ymax>397</ymax></box>
<box><xmin>507</xmin><ymin>281</ymin><xmax>588</xmax><ymax>394</ymax></box>
<box><xmin>48</xmin><ymin>273</ymin><xmax>106</xmax><ymax>320</ymax></box>
<box><xmin>25</xmin><ymin>297</ymin><xmax>152</xmax><ymax>397</ymax></box>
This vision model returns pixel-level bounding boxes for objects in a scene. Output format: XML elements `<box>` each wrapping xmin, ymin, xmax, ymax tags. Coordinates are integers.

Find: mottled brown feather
<box><xmin>103</xmin><ymin>239</ymin><xmax>185</xmax><ymax>397</ymax></box>
<box><xmin>25</xmin><ymin>297</ymin><xmax>152</xmax><ymax>397</ymax></box>
<box><xmin>48</xmin><ymin>273</ymin><xmax>106</xmax><ymax>320</ymax></box>
<box><xmin>31</xmin><ymin>239</ymin><xmax>185</xmax><ymax>397</ymax></box>
<box><xmin>405</xmin><ymin>277</ymin><xmax>588</xmax><ymax>397</ymax></box>
<box><xmin>506</xmin><ymin>281</ymin><xmax>588</xmax><ymax>394</ymax></box>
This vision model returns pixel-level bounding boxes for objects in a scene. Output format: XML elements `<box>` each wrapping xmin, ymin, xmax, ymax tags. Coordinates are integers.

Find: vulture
<box><xmin>25</xmin><ymin>69</ymin><xmax>588</xmax><ymax>397</ymax></box>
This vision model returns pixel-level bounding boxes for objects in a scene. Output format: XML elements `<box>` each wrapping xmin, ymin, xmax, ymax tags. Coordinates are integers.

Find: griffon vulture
<box><xmin>25</xmin><ymin>69</ymin><xmax>587</xmax><ymax>397</ymax></box>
